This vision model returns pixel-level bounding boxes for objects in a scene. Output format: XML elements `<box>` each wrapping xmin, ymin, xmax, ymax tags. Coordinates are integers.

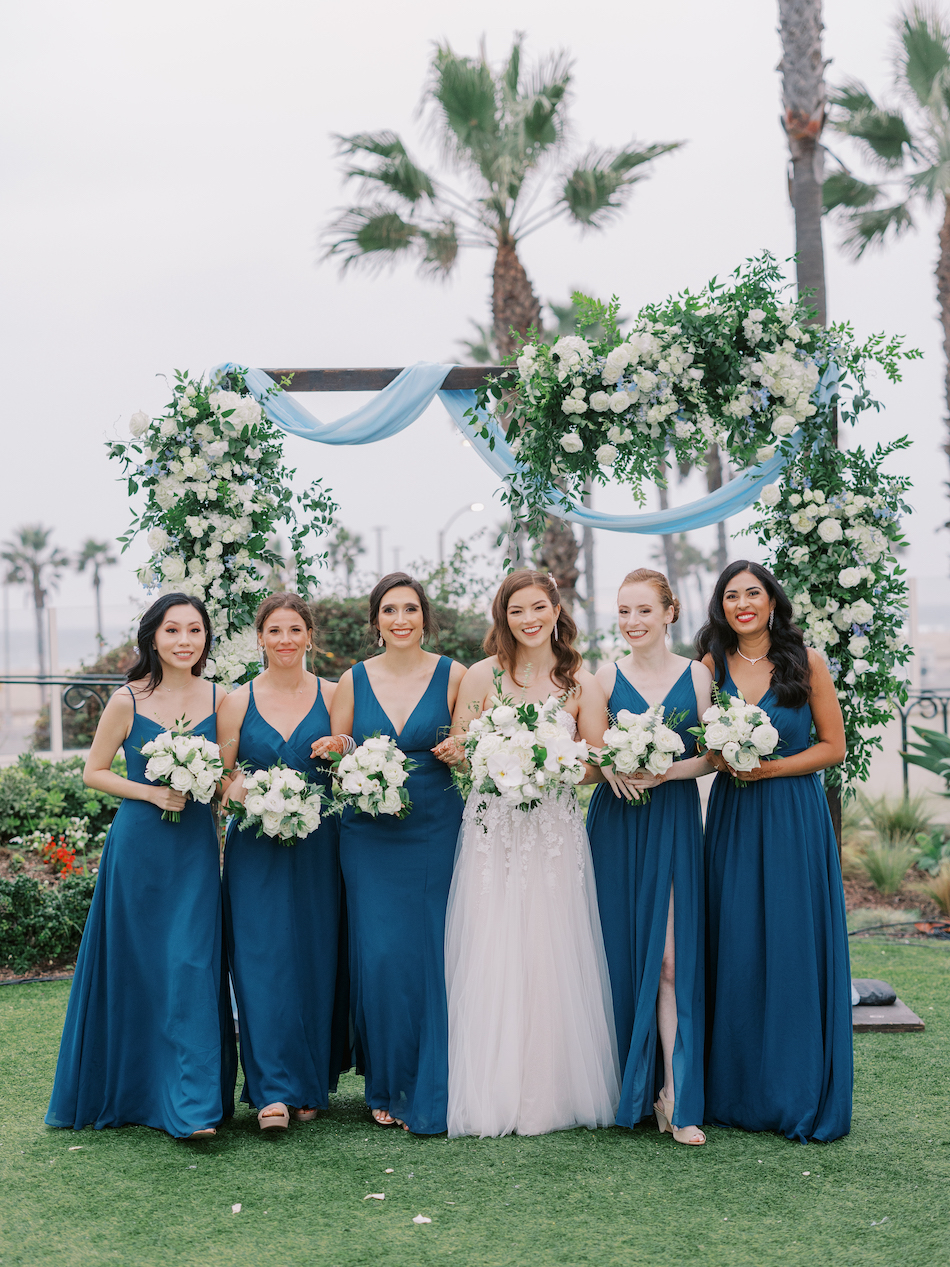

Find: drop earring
<box><xmin>553</xmin><ymin>624</ymin><xmax>559</xmax><ymax>642</ymax></box>
<box><xmin>378</xmin><ymin>633</ymin><xmax>384</xmax><ymax>648</ymax></box>
<box><xmin>768</xmin><ymin>610</ymin><xmax>774</xmax><ymax>631</ymax></box>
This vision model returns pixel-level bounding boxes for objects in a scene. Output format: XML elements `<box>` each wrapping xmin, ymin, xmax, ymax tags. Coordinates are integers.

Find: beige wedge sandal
<box><xmin>258</xmin><ymin>1102</ymin><xmax>290</xmax><ymax>1131</ymax></box>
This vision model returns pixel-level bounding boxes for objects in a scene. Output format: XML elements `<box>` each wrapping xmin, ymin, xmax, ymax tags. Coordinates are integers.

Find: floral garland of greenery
<box><xmin>473</xmin><ymin>253</ymin><xmax>920</xmax><ymax>790</ymax></box>
<box><xmin>108</xmin><ymin>369</ymin><xmax>336</xmax><ymax>686</ymax></box>
<box><xmin>748</xmin><ymin>441</ymin><xmax>912</xmax><ymax>789</ymax></box>
<box><xmin>473</xmin><ymin>253</ymin><xmax>916</xmax><ymax>540</ymax></box>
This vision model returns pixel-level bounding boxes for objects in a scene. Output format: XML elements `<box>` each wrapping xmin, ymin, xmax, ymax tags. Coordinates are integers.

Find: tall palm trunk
<box><xmin>779</xmin><ymin>0</ymin><xmax>828</xmax><ymax>324</ymax></box>
<box><xmin>492</xmin><ymin>235</ymin><xmax>542</xmax><ymax>359</ymax></box>
<box><xmin>582</xmin><ymin>481</ymin><xmax>598</xmax><ymax>664</ymax></box>
<box><xmin>938</xmin><ymin>196</ymin><xmax>950</xmax><ymax>486</ymax></box>
<box><xmin>539</xmin><ymin>516</ymin><xmax>580</xmax><ymax>612</ymax></box>
<box><xmin>31</xmin><ymin>567</ymin><xmax>45</xmax><ymax>676</ymax></box>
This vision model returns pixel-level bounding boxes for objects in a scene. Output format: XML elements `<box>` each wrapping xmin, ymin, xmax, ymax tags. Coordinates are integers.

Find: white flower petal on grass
<box><xmin>231</xmin><ymin>1204</ymin><xmax>242</xmax><ymax>1214</ymax></box>
<box><xmin>412</xmin><ymin>1215</ymin><xmax>432</xmax><ymax>1224</ymax></box>
<box><xmin>363</xmin><ymin>1193</ymin><xmax>385</xmax><ymax>1201</ymax></box>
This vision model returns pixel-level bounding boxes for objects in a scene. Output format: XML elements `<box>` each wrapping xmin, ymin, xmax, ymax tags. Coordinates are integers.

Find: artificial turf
<box><xmin>1</xmin><ymin>940</ymin><xmax>948</xmax><ymax>1267</ymax></box>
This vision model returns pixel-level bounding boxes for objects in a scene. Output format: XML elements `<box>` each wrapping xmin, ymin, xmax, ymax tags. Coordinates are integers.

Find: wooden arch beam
<box><xmin>260</xmin><ymin>367</ymin><xmax>506</xmax><ymax>392</ymax></box>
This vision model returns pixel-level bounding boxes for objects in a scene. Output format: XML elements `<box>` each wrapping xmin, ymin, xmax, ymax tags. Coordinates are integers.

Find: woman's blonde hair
<box><xmin>619</xmin><ymin>568</ymin><xmax>680</xmax><ymax>624</ymax></box>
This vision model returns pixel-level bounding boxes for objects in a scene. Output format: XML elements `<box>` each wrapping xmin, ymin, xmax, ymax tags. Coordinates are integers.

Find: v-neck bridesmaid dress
<box><xmin>340</xmin><ymin>656</ymin><xmax>464</xmax><ymax>1134</ymax></box>
<box><xmin>586</xmin><ymin>663</ymin><xmax>705</xmax><ymax>1130</ymax></box>
<box><xmin>46</xmin><ymin>687</ymin><xmax>236</xmax><ymax>1137</ymax></box>
<box><xmin>222</xmin><ymin>679</ymin><xmax>349</xmax><ymax>1114</ymax></box>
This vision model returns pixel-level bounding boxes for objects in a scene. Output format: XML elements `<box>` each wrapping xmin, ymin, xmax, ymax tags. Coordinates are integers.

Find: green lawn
<box><xmin>1</xmin><ymin>941</ymin><xmax>948</xmax><ymax>1267</ymax></box>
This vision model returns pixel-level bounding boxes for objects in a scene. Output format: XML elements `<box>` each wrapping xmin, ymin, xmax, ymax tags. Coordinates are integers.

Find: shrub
<box><xmin>0</xmin><ymin>873</ymin><xmax>96</xmax><ymax>974</ymax></box>
<box><xmin>914</xmin><ymin>827</ymin><xmax>950</xmax><ymax>876</ymax></box>
<box><xmin>920</xmin><ymin>861</ymin><xmax>950</xmax><ymax>915</ymax></box>
<box><xmin>858</xmin><ymin>793</ymin><xmax>933</xmax><ymax>847</ymax></box>
<box><xmin>0</xmin><ymin>755</ymin><xmax>119</xmax><ymax>844</ymax></box>
<box><xmin>857</xmin><ymin>836</ymin><xmax>920</xmax><ymax>897</ymax></box>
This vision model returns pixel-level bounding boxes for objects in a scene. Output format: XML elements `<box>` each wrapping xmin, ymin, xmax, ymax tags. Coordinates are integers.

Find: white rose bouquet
<box><xmin>453</xmin><ymin>675</ymin><xmax>589</xmax><ymax>825</ymax></box>
<box><xmin>327</xmin><ymin>735</ymin><xmax>414</xmax><ymax>819</ymax></box>
<box><xmin>141</xmin><ymin>720</ymin><xmax>224</xmax><ymax>822</ymax></box>
<box><xmin>597</xmin><ymin>703</ymin><xmax>686</xmax><ymax>805</ymax></box>
<box><xmin>688</xmin><ymin>688</ymin><xmax>779</xmax><ymax>788</ymax></box>
<box><xmin>230</xmin><ymin>763</ymin><xmax>324</xmax><ymax>843</ymax></box>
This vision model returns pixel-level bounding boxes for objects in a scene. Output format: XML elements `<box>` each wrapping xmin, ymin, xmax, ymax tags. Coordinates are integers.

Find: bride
<box><xmin>433</xmin><ymin>570</ymin><xmax>620</xmax><ymax>1138</ymax></box>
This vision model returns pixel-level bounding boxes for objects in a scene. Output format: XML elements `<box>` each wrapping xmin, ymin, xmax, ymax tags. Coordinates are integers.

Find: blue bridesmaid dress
<box><xmin>704</xmin><ymin>667</ymin><xmax>853</xmax><ymax>1143</ymax></box>
<box><xmin>341</xmin><ymin>655</ymin><xmax>463</xmax><ymax>1134</ymax></box>
<box><xmin>46</xmin><ymin>688</ymin><xmax>236</xmax><ymax>1137</ymax></box>
<box><xmin>586</xmin><ymin>663</ymin><xmax>705</xmax><ymax>1130</ymax></box>
<box><xmin>222</xmin><ymin>679</ymin><xmax>348</xmax><ymax>1112</ymax></box>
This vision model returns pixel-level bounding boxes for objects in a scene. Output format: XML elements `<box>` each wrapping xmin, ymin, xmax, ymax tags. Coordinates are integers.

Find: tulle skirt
<box><xmin>445</xmin><ymin>791</ymin><xmax>620</xmax><ymax>1138</ymax></box>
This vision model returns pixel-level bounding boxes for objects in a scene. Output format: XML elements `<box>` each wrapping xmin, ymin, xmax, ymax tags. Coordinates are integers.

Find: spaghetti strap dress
<box><xmin>340</xmin><ymin>655</ymin><xmax>463</xmax><ymax>1134</ymax></box>
<box><xmin>703</xmin><ymin>667</ymin><xmax>853</xmax><ymax>1143</ymax></box>
<box><xmin>222</xmin><ymin>679</ymin><xmax>349</xmax><ymax>1112</ymax></box>
<box><xmin>586</xmin><ymin>663</ymin><xmax>705</xmax><ymax>1130</ymax></box>
<box><xmin>46</xmin><ymin>687</ymin><xmax>236</xmax><ymax>1137</ymax></box>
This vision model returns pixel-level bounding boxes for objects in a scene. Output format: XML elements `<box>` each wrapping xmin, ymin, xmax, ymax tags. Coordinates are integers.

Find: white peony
<box><xmin>749</xmin><ymin>723</ymin><xmax>779</xmax><ymax>754</ymax></box>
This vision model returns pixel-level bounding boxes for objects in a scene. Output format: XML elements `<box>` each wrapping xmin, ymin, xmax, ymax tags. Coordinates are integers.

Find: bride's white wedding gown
<box><xmin>444</xmin><ymin>710</ymin><xmax>621</xmax><ymax>1138</ymax></box>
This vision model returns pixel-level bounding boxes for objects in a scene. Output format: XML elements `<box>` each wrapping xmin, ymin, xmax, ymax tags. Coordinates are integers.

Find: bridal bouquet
<box><xmin>689</xmin><ymin>689</ymin><xmax>779</xmax><ymax>788</ymax></box>
<box><xmin>597</xmin><ymin>703</ymin><xmax>686</xmax><ymax>805</ymax></box>
<box><xmin>327</xmin><ymin>735</ymin><xmax>414</xmax><ymax>819</ymax></box>
<box><xmin>230</xmin><ymin>764</ymin><xmax>324</xmax><ymax>842</ymax></box>
<box><xmin>453</xmin><ymin>681</ymin><xmax>589</xmax><ymax>823</ymax></box>
<box><xmin>141</xmin><ymin>720</ymin><xmax>224</xmax><ymax>822</ymax></box>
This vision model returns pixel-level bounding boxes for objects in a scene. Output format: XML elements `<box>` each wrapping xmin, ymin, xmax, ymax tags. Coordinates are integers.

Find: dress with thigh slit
<box><xmin>586</xmin><ymin>664</ymin><xmax>705</xmax><ymax>1130</ymax></box>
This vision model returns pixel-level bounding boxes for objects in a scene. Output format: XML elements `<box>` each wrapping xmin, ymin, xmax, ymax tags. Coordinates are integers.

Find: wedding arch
<box><xmin>110</xmin><ymin>255</ymin><xmax>915</xmax><ymax>786</ymax></box>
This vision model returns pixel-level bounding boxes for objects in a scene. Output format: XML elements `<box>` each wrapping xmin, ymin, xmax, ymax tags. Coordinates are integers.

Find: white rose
<box><xmin>749</xmin><ymin>723</ymin><xmax>779</xmax><ymax>755</ymax></box>
<box><xmin>147</xmin><ymin>527</ymin><xmax>170</xmax><ymax>552</ymax></box>
<box><xmin>489</xmin><ymin>705</ymin><xmax>517</xmax><ymax>730</ymax></box>
<box><xmin>146</xmin><ymin>753</ymin><xmax>175</xmax><ymax>779</ymax></box>
<box><xmin>645</xmin><ymin>749</ymin><xmax>673</xmax><ymax>776</ymax></box>
<box><xmin>159</xmin><ymin>418</ymin><xmax>178</xmax><ymax>437</ymax></box>
<box><xmin>756</xmin><ymin>445</ymin><xmax>777</xmax><ymax>463</ymax></box>
<box><xmin>261</xmin><ymin>811</ymin><xmax>284</xmax><ymax>837</ymax></box>
<box><xmin>852</xmin><ymin>658</ymin><xmax>871</xmax><ymax>675</ymax></box>
<box><xmin>595</xmin><ymin>444</ymin><xmax>618</xmax><ymax>466</ymax></box>
<box><xmin>703</xmin><ymin>722</ymin><xmax>733</xmax><ymax>750</ymax></box>
<box><xmin>560</xmin><ymin>432</ymin><xmax>583</xmax><ymax>453</ymax></box>
<box><xmin>759</xmin><ymin>484</ymin><xmax>781</xmax><ymax>507</ymax></box>
<box><xmin>589</xmin><ymin>391</ymin><xmax>611</xmax><ymax>412</ymax></box>
<box><xmin>817</xmin><ymin>517</ymin><xmax>843</xmax><ymax>544</ymax></box>
<box><xmin>838</xmin><ymin>567</ymin><xmax>862</xmax><ymax>588</ymax></box>
<box><xmin>771</xmin><ymin>415</ymin><xmax>797</xmax><ymax>437</ymax></box>
<box><xmin>720</xmin><ymin>741</ymin><xmax>741</xmax><ymax>767</ymax></box>
<box><xmin>169</xmin><ymin>766</ymin><xmax>193</xmax><ymax>792</ymax></box>
<box><xmin>731</xmin><ymin>747</ymin><xmax>760</xmax><ymax>772</ymax></box>
<box><xmin>700</xmin><ymin>705</ymin><xmax>721</xmax><ymax>723</ymax></box>
<box><xmin>849</xmin><ymin>600</ymin><xmax>873</xmax><ymax>624</ymax></box>
<box><xmin>608</xmin><ymin>392</ymin><xmax>631</xmax><ymax>413</ymax></box>
<box><xmin>382</xmin><ymin>761</ymin><xmax>407</xmax><ymax>786</ymax></box>
<box><xmin>848</xmin><ymin>635</ymin><xmax>870</xmax><ymax>657</ymax></box>
<box><xmin>363</xmin><ymin>736</ymin><xmax>391</xmax><ymax>751</ymax></box>
<box><xmin>161</xmin><ymin>556</ymin><xmax>187</xmax><ymax>581</ymax></box>
<box><xmin>244</xmin><ymin>794</ymin><xmax>267</xmax><ymax>817</ymax></box>
<box><xmin>129</xmin><ymin>410</ymin><xmax>150</xmax><ymax>437</ymax></box>
<box><xmin>381</xmin><ymin>786</ymin><xmax>403</xmax><ymax>815</ymax></box>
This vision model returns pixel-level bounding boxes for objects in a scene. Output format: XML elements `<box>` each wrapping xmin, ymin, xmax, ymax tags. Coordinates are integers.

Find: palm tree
<box><xmin>1</xmin><ymin>525</ymin><xmax>69</xmax><ymax>675</ymax></box>
<box><xmin>75</xmin><ymin>538</ymin><xmax>116</xmax><ymax>647</ymax></box>
<box><xmin>323</xmin><ymin>36</ymin><xmax>680</xmax><ymax>359</ymax></box>
<box><xmin>823</xmin><ymin>6</ymin><xmax>950</xmax><ymax>488</ymax></box>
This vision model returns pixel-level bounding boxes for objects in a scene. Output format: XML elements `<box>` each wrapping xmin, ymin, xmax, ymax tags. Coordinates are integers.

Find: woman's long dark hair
<box><xmin>695</xmin><ymin>560</ymin><xmax>810</xmax><ymax>708</ymax></box>
<box><xmin>126</xmin><ymin>593</ymin><xmax>213</xmax><ymax>693</ymax></box>
<box><xmin>368</xmin><ymin>573</ymin><xmax>439</xmax><ymax>646</ymax></box>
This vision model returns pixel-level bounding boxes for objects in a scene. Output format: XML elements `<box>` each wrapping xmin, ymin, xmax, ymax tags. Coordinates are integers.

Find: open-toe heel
<box><xmin>654</xmin><ymin>1097</ymin><xmax>671</xmax><ymax>1134</ymax></box>
<box><xmin>258</xmin><ymin>1103</ymin><xmax>290</xmax><ymax>1131</ymax></box>
<box><xmin>293</xmin><ymin>1107</ymin><xmax>318</xmax><ymax>1123</ymax></box>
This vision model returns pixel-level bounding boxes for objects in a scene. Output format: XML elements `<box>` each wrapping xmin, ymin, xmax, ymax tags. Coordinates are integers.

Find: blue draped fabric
<box><xmin>212</xmin><ymin>361</ymin><xmax>837</xmax><ymax>535</ymax></box>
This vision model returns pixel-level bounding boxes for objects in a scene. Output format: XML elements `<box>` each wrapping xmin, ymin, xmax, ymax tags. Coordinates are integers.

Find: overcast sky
<box><xmin>1</xmin><ymin>0</ymin><xmax>945</xmax><ymax>631</ymax></box>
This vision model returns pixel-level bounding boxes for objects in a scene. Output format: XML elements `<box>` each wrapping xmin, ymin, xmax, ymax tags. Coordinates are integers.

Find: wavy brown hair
<box><xmin>484</xmin><ymin>570</ymin><xmax>582</xmax><ymax>694</ymax></box>
<box><xmin>254</xmin><ymin>592</ymin><xmax>320</xmax><ymax>669</ymax></box>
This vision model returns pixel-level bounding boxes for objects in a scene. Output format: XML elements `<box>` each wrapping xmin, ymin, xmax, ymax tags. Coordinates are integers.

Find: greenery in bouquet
<box><xmin>140</xmin><ymin>722</ymin><xmax>224</xmax><ymax>822</ymax></box>
<box><xmin>108</xmin><ymin>368</ymin><xmax>337</xmax><ymax>686</ymax></box>
<box><xmin>327</xmin><ymin>735</ymin><xmax>415</xmax><ymax>819</ymax></box>
<box><xmin>597</xmin><ymin>703</ymin><xmax>686</xmax><ymax>805</ymax></box>
<box><xmin>470</xmin><ymin>253</ymin><xmax>918</xmax><ymax>539</ymax></box>
<box><xmin>689</xmin><ymin>685</ymin><xmax>780</xmax><ymax>789</ymax></box>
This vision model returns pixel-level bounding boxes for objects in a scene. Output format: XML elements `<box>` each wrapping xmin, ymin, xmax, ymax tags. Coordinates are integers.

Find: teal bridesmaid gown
<box><xmin>341</xmin><ymin>655</ymin><xmax>463</xmax><ymax>1134</ymax></box>
<box><xmin>222</xmin><ymin>679</ymin><xmax>349</xmax><ymax>1112</ymax></box>
<box><xmin>586</xmin><ymin>663</ymin><xmax>705</xmax><ymax>1130</ymax></box>
<box><xmin>46</xmin><ymin>688</ymin><xmax>236</xmax><ymax>1137</ymax></box>
<box><xmin>704</xmin><ymin>667</ymin><xmax>853</xmax><ymax>1143</ymax></box>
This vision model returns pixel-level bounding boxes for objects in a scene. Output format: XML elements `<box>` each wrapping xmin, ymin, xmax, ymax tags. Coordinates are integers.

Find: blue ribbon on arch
<box><xmin>213</xmin><ymin>361</ymin><xmax>838</xmax><ymax>535</ymax></box>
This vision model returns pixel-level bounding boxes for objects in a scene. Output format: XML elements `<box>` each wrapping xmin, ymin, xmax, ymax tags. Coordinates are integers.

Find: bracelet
<box><xmin>336</xmin><ymin>734</ymin><xmax>356</xmax><ymax>755</ymax></box>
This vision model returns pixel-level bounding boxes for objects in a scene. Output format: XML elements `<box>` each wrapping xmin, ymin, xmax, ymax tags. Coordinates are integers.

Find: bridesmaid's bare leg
<box><xmin>656</xmin><ymin>888</ymin><xmax>705</xmax><ymax>1144</ymax></box>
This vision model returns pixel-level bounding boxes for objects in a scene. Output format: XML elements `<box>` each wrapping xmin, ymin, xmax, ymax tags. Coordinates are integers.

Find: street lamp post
<box><xmin>438</xmin><ymin>503</ymin><xmax>485</xmax><ymax>565</ymax></box>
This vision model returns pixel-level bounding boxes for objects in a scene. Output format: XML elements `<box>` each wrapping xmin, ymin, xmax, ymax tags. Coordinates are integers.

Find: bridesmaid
<box><xmin>46</xmin><ymin>594</ymin><xmax>235</xmax><ymax>1139</ymax></box>
<box><xmin>698</xmin><ymin>560</ymin><xmax>852</xmax><ymax>1143</ymax></box>
<box><xmin>313</xmin><ymin>573</ymin><xmax>466</xmax><ymax>1133</ymax></box>
<box><xmin>218</xmin><ymin>592</ymin><xmax>349</xmax><ymax>1131</ymax></box>
<box><xmin>587</xmin><ymin>569</ymin><xmax>712</xmax><ymax>1145</ymax></box>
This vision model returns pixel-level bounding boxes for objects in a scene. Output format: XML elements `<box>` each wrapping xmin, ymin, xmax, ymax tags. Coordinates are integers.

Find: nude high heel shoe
<box><xmin>654</xmin><ymin>1091</ymin><xmax>706</xmax><ymax>1146</ymax></box>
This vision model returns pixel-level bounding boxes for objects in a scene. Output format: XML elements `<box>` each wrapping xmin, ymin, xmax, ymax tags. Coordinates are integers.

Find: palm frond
<box><xmin>557</xmin><ymin>142</ymin><xmax>681</xmax><ymax>228</ymax></box>
<box><xmin>504</xmin><ymin>36</ymin><xmax>522</xmax><ymax>98</ymax></box>
<box><xmin>822</xmin><ymin>171</ymin><xmax>883</xmax><ymax>212</ymax></box>
<box><xmin>430</xmin><ymin>42</ymin><xmax>500</xmax><ymax>161</ymax></box>
<box><xmin>321</xmin><ymin>204</ymin><xmax>420</xmax><ymax>271</ymax></box>
<box><xmin>518</xmin><ymin>52</ymin><xmax>572</xmax><ymax>149</ymax></box>
<box><xmin>907</xmin><ymin>158</ymin><xmax>950</xmax><ymax>199</ymax></box>
<box><xmin>418</xmin><ymin>219</ymin><xmax>460</xmax><ymax>277</ymax></box>
<box><xmin>839</xmin><ymin>202</ymin><xmax>914</xmax><ymax>257</ymax></box>
<box><xmin>334</xmin><ymin>131</ymin><xmax>435</xmax><ymax>205</ymax></box>
<box><xmin>898</xmin><ymin>5</ymin><xmax>950</xmax><ymax>107</ymax></box>
<box><xmin>829</xmin><ymin>80</ymin><xmax>914</xmax><ymax>167</ymax></box>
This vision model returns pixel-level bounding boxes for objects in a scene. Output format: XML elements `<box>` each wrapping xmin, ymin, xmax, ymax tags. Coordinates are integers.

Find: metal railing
<box><xmin>0</xmin><ymin>673</ymin><xmax>126</xmax><ymax>759</ymax></box>
<box><xmin>896</xmin><ymin>690</ymin><xmax>950</xmax><ymax>796</ymax></box>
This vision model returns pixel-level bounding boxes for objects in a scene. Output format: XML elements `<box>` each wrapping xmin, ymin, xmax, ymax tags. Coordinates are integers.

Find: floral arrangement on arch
<box><xmin>748</xmin><ymin>441</ymin><xmax>912</xmax><ymax>788</ymax></box>
<box><xmin>472</xmin><ymin>253</ymin><xmax>917</xmax><ymax>539</ymax></box>
<box><xmin>108</xmin><ymin>369</ymin><xmax>337</xmax><ymax>686</ymax></box>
